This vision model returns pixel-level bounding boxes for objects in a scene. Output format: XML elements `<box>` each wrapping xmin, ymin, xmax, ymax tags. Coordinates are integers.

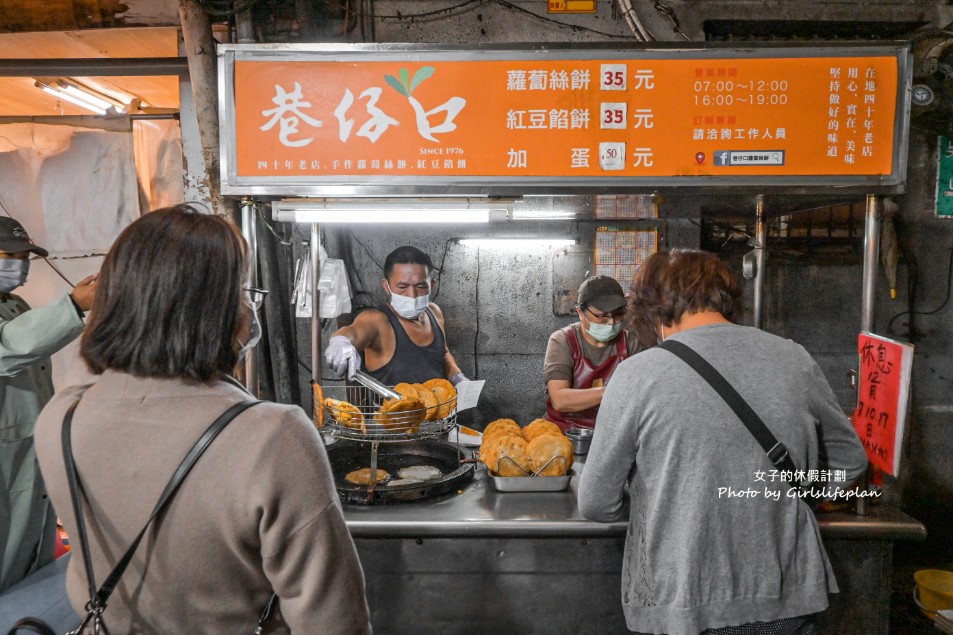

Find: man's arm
<box><xmin>325</xmin><ymin>311</ymin><xmax>384</xmax><ymax>379</ymax></box>
<box><xmin>547</xmin><ymin>379</ymin><xmax>605</xmax><ymax>412</ymax></box>
<box><xmin>0</xmin><ymin>295</ymin><xmax>84</xmax><ymax>377</ymax></box>
<box><xmin>543</xmin><ymin>329</ymin><xmax>606</xmax><ymax>412</ymax></box>
<box><xmin>331</xmin><ymin>310</ymin><xmax>383</xmax><ymax>353</ymax></box>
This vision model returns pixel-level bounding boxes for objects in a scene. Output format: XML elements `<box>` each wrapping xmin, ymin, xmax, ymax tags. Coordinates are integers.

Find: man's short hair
<box><xmin>383</xmin><ymin>246</ymin><xmax>434</xmax><ymax>279</ymax></box>
<box><xmin>630</xmin><ymin>249</ymin><xmax>743</xmax><ymax>328</ymax></box>
<box><xmin>81</xmin><ymin>204</ymin><xmax>249</xmax><ymax>381</ymax></box>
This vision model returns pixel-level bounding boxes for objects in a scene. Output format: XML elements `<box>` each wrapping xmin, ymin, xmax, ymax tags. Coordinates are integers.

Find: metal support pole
<box><xmin>241</xmin><ymin>200</ymin><xmax>259</xmax><ymax>395</ymax></box>
<box><xmin>856</xmin><ymin>194</ymin><xmax>882</xmax><ymax>516</ymax></box>
<box><xmin>861</xmin><ymin>195</ymin><xmax>881</xmax><ymax>334</ymax></box>
<box><xmin>311</xmin><ymin>223</ymin><xmax>321</xmax><ymax>385</ymax></box>
<box><xmin>753</xmin><ymin>194</ymin><xmax>767</xmax><ymax>330</ymax></box>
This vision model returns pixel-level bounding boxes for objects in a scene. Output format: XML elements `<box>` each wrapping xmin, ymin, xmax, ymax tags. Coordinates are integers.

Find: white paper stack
<box><xmin>936</xmin><ymin>609</ymin><xmax>953</xmax><ymax>634</ymax></box>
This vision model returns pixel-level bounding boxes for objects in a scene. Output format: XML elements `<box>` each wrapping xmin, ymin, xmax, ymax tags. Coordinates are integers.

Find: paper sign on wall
<box><xmin>852</xmin><ymin>332</ymin><xmax>913</xmax><ymax>476</ymax></box>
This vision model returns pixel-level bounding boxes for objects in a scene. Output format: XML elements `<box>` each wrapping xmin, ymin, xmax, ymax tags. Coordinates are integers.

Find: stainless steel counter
<box><xmin>343</xmin><ymin>461</ymin><xmax>926</xmax><ymax>541</ymax></box>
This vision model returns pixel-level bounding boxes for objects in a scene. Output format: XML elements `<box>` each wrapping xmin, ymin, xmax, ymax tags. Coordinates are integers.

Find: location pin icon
<box><xmin>695</xmin><ymin>152</ymin><xmax>705</xmax><ymax>164</ymax></box>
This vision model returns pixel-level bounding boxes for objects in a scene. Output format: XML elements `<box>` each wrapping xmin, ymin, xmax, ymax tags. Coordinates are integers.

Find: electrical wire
<box><xmin>430</xmin><ymin>237</ymin><xmax>455</xmax><ymax>302</ymax></box>
<box><xmin>376</xmin><ymin>0</ymin><xmax>639</xmax><ymax>40</ymax></box>
<box><xmin>654</xmin><ymin>1</ymin><xmax>691</xmax><ymax>41</ymax></box>
<box><xmin>888</xmin><ymin>247</ymin><xmax>953</xmax><ymax>340</ymax></box>
<box><xmin>616</xmin><ymin>0</ymin><xmax>653</xmax><ymax>41</ymax></box>
<box><xmin>376</xmin><ymin>0</ymin><xmax>481</xmax><ymax>20</ymax></box>
<box><xmin>348</xmin><ymin>232</ymin><xmax>384</xmax><ymax>271</ymax></box>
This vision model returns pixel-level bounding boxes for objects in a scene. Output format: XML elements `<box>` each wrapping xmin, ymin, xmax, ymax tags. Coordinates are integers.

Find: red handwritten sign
<box><xmin>852</xmin><ymin>333</ymin><xmax>913</xmax><ymax>476</ymax></box>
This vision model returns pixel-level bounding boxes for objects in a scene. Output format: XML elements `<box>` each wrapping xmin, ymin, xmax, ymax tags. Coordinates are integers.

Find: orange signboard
<box><xmin>852</xmin><ymin>332</ymin><xmax>913</xmax><ymax>476</ymax></box>
<box><xmin>220</xmin><ymin>45</ymin><xmax>909</xmax><ymax>192</ymax></box>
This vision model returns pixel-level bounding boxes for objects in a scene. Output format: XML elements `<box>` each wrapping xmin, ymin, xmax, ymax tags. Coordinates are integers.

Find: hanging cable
<box><xmin>431</xmin><ymin>238</ymin><xmax>455</xmax><ymax>302</ymax></box>
<box><xmin>616</xmin><ymin>0</ymin><xmax>653</xmax><ymax>42</ymax></box>
<box><xmin>375</xmin><ymin>0</ymin><xmax>638</xmax><ymax>40</ymax></box>
<box><xmin>654</xmin><ymin>2</ymin><xmax>691</xmax><ymax>41</ymax></box>
<box><xmin>888</xmin><ymin>247</ymin><xmax>952</xmax><ymax>341</ymax></box>
<box><xmin>0</xmin><ymin>195</ymin><xmax>80</xmax><ymax>288</ymax></box>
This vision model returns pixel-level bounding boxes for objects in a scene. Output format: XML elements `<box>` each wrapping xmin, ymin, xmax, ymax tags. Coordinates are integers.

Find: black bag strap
<box><xmin>6</xmin><ymin>617</ymin><xmax>55</xmax><ymax>635</ymax></box>
<box><xmin>61</xmin><ymin>398</ymin><xmax>264</xmax><ymax>617</ymax></box>
<box><xmin>657</xmin><ymin>339</ymin><xmax>801</xmax><ymax>481</ymax></box>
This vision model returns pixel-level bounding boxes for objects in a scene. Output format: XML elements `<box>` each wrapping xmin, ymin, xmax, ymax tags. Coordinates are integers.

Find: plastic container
<box><xmin>914</xmin><ymin>569</ymin><xmax>953</xmax><ymax>618</ymax></box>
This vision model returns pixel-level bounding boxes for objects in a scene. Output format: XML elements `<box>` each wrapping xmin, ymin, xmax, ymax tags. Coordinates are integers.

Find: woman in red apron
<box><xmin>544</xmin><ymin>275</ymin><xmax>643</xmax><ymax>431</ymax></box>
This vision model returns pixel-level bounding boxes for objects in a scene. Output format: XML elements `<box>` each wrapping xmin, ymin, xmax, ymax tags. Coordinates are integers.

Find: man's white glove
<box><xmin>449</xmin><ymin>372</ymin><xmax>468</xmax><ymax>386</ymax></box>
<box><xmin>325</xmin><ymin>335</ymin><xmax>359</xmax><ymax>380</ymax></box>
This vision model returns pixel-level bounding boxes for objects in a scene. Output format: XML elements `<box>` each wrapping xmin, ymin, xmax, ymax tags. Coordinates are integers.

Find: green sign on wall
<box><xmin>937</xmin><ymin>136</ymin><xmax>953</xmax><ymax>218</ymax></box>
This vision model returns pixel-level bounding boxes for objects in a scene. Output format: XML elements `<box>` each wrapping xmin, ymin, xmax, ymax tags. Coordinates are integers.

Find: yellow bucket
<box><xmin>914</xmin><ymin>569</ymin><xmax>953</xmax><ymax>618</ymax></box>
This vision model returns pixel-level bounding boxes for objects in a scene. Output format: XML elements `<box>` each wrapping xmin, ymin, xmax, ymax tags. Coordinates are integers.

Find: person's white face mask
<box><xmin>0</xmin><ymin>259</ymin><xmax>29</xmax><ymax>293</ymax></box>
<box><xmin>386</xmin><ymin>281</ymin><xmax>429</xmax><ymax>319</ymax></box>
<box><xmin>587</xmin><ymin>321</ymin><xmax>622</xmax><ymax>342</ymax></box>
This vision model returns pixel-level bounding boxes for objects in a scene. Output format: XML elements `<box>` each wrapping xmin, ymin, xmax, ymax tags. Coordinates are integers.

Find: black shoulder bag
<box><xmin>657</xmin><ymin>339</ymin><xmax>805</xmax><ymax>492</ymax></box>
<box><xmin>7</xmin><ymin>399</ymin><xmax>279</xmax><ymax>635</ymax></box>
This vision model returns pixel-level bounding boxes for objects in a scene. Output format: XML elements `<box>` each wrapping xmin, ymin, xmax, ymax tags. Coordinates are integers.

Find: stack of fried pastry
<box><xmin>374</xmin><ymin>378</ymin><xmax>458</xmax><ymax>434</ymax></box>
<box><xmin>479</xmin><ymin>418</ymin><xmax>574</xmax><ymax>477</ymax></box>
<box><xmin>323</xmin><ymin>397</ymin><xmax>366</xmax><ymax>433</ymax></box>
<box><xmin>312</xmin><ymin>377</ymin><xmax>457</xmax><ymax>435</ymax></box>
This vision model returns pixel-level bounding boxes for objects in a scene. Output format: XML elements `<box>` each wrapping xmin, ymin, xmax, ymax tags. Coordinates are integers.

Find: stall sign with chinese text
<box><xmin>222</xmin><ymin>45</ymin><xmax>909</xmax><ymax>192</ymax></box>
<box><xmin>852</xmin><ymin>332</ymin><xmax>913</xmax><ymax>476</ymax></box>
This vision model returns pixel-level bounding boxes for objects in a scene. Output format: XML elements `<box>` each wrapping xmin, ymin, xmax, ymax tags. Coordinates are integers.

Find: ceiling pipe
<box><xmin>0</xmin><ymin>58</ymin><xmax>189</xmax><ymax>77</ymax></box>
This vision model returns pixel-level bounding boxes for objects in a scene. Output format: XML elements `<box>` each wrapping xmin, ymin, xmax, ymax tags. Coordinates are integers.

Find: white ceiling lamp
<box><xmin>456</xmin><ymin>238</ymin><xmax>576</xmax><ymax>249</ymax></box>
<box><xmin>272</xmin><ymin>199</ymin><xmax>512</xmax><ymax>224</ymax></box>
<box><xmin>510</xmin><ymin>209</ymin><xmax>578</xmax><ymax>220</ymax></box>
<box><xmin>34</xmin><ymin>78</ymin><xmax>126</xmax><ymax>115</ymax></box>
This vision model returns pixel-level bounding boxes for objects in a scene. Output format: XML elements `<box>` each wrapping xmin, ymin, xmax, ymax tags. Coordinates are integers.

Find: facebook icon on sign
<box><xmin>713</xmin><ymin>150</ymin><xmax>785</xmax><ymax>166</ymax></box>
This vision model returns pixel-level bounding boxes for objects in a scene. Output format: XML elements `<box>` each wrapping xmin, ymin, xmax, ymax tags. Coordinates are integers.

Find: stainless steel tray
<box><xmin>487</xmin><ymin>469</ymin><xmax>574</xmax><ymax>493</ymax></box>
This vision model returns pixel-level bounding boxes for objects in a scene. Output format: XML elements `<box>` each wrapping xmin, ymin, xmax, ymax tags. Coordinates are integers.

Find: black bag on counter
<box><xmin>6</xmin><ymin>398</ymin><xmax>276</xmax><ymax>635</ymax></box>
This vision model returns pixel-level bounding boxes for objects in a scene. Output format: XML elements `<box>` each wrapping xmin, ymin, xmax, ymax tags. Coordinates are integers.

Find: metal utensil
<box><xmin>353</xmin><ymin>370</ymin><xmax>402</xmax><ymax>401</ymax></box>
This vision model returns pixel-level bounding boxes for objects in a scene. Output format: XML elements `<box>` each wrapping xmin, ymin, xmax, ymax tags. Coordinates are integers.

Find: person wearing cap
<box><xmin>544</xmin><ymin>274</ymin><xmax>643</xmax><ymax>431</ymax></box>
<box><xmin>324</xmin><ymin>245</ymin><xmax>467</xmax><ymax>386</ymax></box>
<box><xmin>0</xmin><ymin>216</ymin><xmax>97</xmax><ymax>592</ymax></box>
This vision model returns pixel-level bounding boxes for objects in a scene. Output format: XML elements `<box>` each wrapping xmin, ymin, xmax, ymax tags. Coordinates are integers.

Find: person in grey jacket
<box><xmin>35</xmin><ymin>205</ymin><xmax>371</xmax><ymax>633</ymax></box>
<box><xmin>578</xmin><ymin>249</ymin><xmax>868</xmax><ymax>635</ymax></box>
<box><xmin>0</xmin><ymin>216</ymin><xmax>96</xmax><ymax>593</ymax></box>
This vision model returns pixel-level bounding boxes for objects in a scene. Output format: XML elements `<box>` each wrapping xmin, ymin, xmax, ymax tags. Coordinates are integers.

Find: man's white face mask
<box><xmin>386</xmin><ymin>282</ymin><xmax>429</xmax><ymax>319</ymax></box>
<box><xmin>0</xmin><ymin>259</ymin><xmax>29</xmax><ymax>293</ymax></box>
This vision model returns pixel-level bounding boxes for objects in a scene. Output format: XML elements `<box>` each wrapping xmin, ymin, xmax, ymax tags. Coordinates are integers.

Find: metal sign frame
<box><xmin>218</xmin><ymin>42</ymin><xmax>912</xmax><ymax>197</ymax></box>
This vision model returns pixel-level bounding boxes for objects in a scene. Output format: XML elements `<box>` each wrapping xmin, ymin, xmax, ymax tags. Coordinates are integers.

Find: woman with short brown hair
<box><xmin>579</xmin><ymin>249</ymin><xmax>867</xmax><ymax>635</ymax></box>
<box><xmin>34</xmin><ymin>205</ymin><xmax>371</xmax><ymax>634</ymax></box>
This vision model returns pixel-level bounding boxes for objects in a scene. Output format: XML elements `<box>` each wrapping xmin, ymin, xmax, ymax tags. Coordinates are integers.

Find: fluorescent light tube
<box><xmin>273</xmin><ymin>199</ymin><xmax>512</xmax><ymax>224</ymax></box>
<box><xmin>60</xmin><ymin>84</ymin><xmax>115</xmax><ymax>112</ymax></box>
<box><xmin>40</xmin><ymin>85</ymin><xmax>107</xmax><ymax>114</ymax></box>
<box><xmin>457</xmin><ymin>238</ymin><xmax>576</xmax><ymax>248</ymax></box>
<box><xmin>511</xmin><ymin>210</ymin><xmax>578</xmax><ymax>220</ymax></box>
<box><xmin>286</xmin><ymin>208</ymin><xmax>493</xmax><ymax>223</ymax></box>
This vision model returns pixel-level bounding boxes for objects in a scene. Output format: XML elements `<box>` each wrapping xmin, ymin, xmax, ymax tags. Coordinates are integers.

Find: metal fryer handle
<box><xmin>354</xmin><ymin>370</ymin><xmax>402</xmax><ymax>401</ymax></box>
